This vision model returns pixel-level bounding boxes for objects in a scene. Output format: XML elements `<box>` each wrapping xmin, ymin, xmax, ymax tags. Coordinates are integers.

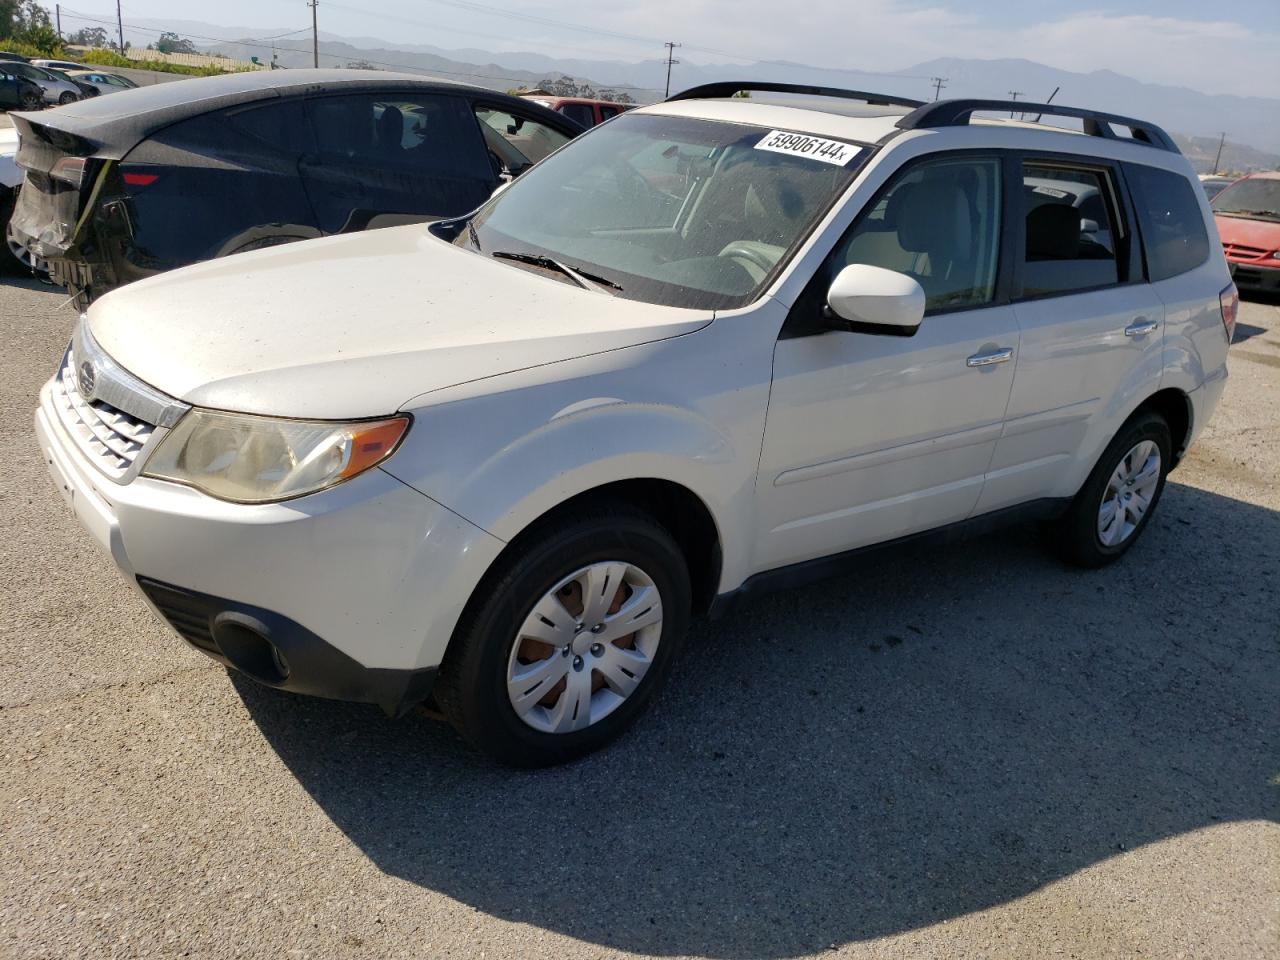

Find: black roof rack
<box><xmin>896</xmin><ymin>99</ymin><xmax>1178</xmax><ymax>152</ymax></box>
<box><xmin>667</xmin><ymin>81</ymin><xmax>923</xmax><ymax>109</ymax></box>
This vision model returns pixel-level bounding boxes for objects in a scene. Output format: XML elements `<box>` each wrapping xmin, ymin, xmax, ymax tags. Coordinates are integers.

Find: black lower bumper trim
<box><xmin>136</xmin><ymin>577</ymin><xmax>436</xmax><ymax>717</ymax></box>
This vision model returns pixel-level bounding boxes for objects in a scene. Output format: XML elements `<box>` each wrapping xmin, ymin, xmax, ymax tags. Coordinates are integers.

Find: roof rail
<box><xmin>896</xmin><ymin>99</ymin><xmax>1178</xmax><ymax>152</ymax></box>
<box><xmin>667</xmin><ymin>81</ymin><xmax>923</xmax><ymax>109</ymax></box>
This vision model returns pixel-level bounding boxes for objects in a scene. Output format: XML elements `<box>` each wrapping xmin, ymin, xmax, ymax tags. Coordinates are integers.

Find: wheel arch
<box><xmin>1134</xmin><ymin>387</ymin><xmax>1192</xmax><ymax>467</ymax></box>
<box><xmin>469</xmin><ymin>477</ymin><xmax>724</xmax><ymax>622</ymax></box>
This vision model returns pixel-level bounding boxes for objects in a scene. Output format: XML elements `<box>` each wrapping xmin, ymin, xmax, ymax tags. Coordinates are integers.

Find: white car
<box><xmin>34</xmin><ymin>83</ymin><xmax>1233</xmax><ymax>766</ymax></box>
<box><xmin>1</xmin><ymin>125</ymin><xmax>46</xmax><ymax>275</ymax></box>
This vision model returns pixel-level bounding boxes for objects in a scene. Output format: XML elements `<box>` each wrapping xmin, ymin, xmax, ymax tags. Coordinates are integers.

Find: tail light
<box><xmin>49</xmin><ymin>156</ymin><xmax>88</xmax><ymax>187</ymax></box>
<box><xmin>122</xmin><ymin>172</ymin><xmax>158</xmax><ymax>187</ymax></box>
<box><xmin>1218</xmin><ymin>284</ymin><xmax>1238</xmax><ymax>344</ymax></box>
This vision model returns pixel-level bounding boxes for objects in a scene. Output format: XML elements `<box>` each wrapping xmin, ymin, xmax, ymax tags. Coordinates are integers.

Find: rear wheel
<box><xmin>1049</xmin><ymin>411</ymin><xmax>1171</xmax><ymax>568</ymax></box>
<box><xmin>435</xmin><ymin>507</ymin><xmax>691</xmax><ymax>767</ymax></box>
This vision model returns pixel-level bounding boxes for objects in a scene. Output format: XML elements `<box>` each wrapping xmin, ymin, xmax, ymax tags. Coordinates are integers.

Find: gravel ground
<box><xmin>1</xmin><ymin>274</ymin><xmax>1276</xmax><ymax>960</ymax></box>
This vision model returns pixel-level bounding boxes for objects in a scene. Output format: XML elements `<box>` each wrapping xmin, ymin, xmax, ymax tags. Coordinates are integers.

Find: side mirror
<box><xmin>1080</xmin><ymin>218</ymin><xmax>1100</xmax><ymax>234</ymax></box>
<box><xmin>825</xmin><ymin>264</ymin><xmax>926</xmax><ymax>336</ymax></box>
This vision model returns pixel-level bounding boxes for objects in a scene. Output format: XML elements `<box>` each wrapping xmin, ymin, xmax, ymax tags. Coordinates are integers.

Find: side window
<box><xmin>1021</xmin><ymin>163</ymin><xmax>1120</xmax><ymax>297</ymax></box>
<box><xmin>225</xmin><ymin>100</ymin><xmax>311</xmax><ymax>154</ymax></box>
<box><xmin>1126</xmin><ymin>164</ymin><xmax>1211</xmax><ymax>281</ymax></box>
<box><xmin>306</xmin><ymin>94</ymin><xmax>487</xmax><ymax>177</ymax></box>
<box><xmin>558</xmin><ymin>102</ymin><xmax>596</xmax><ymax>128</ymax></box>
<box><xmin>474</xmin><ymin>106</ymin><xmax>571</xmax><ymax>172</ymax></box>
<box><xmin>600</xmin><ymin>105</ymin><xmax>621</xmax><ymax>121</ymax></box>
<box><xmin>832</xmin><ymin>155</ymin><xmax>1003</xmax><ymax>312</ymax></box>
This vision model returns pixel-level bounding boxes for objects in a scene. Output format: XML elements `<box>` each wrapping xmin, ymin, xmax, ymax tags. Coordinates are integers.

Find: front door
<box><xmin>755</xmin><ymin>154</ymin><xmax>1018</xmax><ymax>572</ymax></box>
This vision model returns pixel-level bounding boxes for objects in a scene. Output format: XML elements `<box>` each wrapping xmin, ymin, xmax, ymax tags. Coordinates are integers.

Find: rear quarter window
<box><xmin>1125</xmin><ymin>165</ymin><xmax>1211</xmax><ymax>281</ymax></box>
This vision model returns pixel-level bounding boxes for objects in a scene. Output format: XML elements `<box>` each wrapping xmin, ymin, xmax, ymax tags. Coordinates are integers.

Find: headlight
<box><xmin>143</xmin><ymin>409</ymin><xmax>410</xmax><ymax>504</ymax></box>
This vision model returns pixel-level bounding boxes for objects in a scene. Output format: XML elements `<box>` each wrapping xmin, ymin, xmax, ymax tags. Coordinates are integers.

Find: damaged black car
<box><xmin>8</xmin><ymin>69</ymin><xmax>583</xmax><ymax>305</ymax></box>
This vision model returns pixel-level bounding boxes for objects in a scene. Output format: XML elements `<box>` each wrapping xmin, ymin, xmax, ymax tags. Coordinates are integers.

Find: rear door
<box><xmin>299</xmin><ymin>92</ymin><xmax>494</xmax><ymax>233</ymax></box>
<box><xmin>978</xmin><ymin>154</ymin><xmax>1165</xmax><ymax>513</ymax></box>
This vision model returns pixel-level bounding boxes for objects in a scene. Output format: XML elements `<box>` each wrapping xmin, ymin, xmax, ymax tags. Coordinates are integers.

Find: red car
<box><xmin>519</xmin><ymin>95</ymin><xmax>630</xmax><ymax>128</ymax></box>
<box><xmin>1212</xmin><ymin>171</ymin><xmax>1280</xmax><ymax>294</ymax></box>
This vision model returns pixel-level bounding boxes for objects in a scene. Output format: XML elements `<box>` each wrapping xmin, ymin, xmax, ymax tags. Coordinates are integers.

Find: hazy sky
<box><xmin>54</xmin><ymin>0</ymin><xmax>1280</xmax><ymax>98</ymax></box>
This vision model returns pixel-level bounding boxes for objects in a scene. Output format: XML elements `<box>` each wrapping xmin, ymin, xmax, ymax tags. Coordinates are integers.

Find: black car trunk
<box><xmin>9</xmin><ymin>116</ymin><xmax>115</xmax><ymax>297</ymax></box>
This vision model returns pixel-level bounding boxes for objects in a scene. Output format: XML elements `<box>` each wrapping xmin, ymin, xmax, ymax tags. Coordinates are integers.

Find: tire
<box><xmin>1049</xmin><ymin>410</ymin><xmax>1172</xmax><ymax>568</ymax></box>
<box><xmin>58</xmin><ymin>91</ymin><xmax>77</xmax><ymax>106</ymax></box>
<box><xmin>20</xmin><ymin>90</ymin><xmax>42</xmax><ymax>111</ymax></box>
<box><xmin>435</xmin><ymin>506</ymin><xmax>692</xmax><ymax>767</ymax></box>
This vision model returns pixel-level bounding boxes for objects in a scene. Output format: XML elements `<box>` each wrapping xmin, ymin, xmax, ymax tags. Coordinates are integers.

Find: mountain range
<box><xmin>118</xmin><ymin>18</ymin><xmax>1280</xmax><ymax>168</ymax></box>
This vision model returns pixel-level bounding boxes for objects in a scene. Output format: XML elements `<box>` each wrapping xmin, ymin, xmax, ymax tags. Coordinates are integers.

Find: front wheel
<box><xmin>20</xmin><ymin>90</ymin><xmax>42</xmax><ymax>111</ymax></box>
<box><xmin>435</xmin><ymin>507</ymin><xmax>691</xmax><ymax>767</ymax></box>
<box><xmin>58</xmin><ymin>91</ymin><xmax>77</xmax><ymax>106</ymax></box>
<box><xmin>1049</xmin><ymin>411</ymin><xmax>1172</xmax><ymax>568</ymax></box>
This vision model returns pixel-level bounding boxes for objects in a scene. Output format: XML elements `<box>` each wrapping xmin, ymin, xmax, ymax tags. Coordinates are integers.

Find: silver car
<box><xmin>65</xmin><ymin>70</ymin><xmax>138</xmax><ymax>96</ymax></box>
<box><xmin>5</xmin><ymin>61</ymin><xmax>80</xmax><ymax>105</ymax></box>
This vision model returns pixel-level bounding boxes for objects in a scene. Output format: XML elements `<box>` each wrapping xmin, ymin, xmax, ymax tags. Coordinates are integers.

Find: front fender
<box><xmin>385</xmin><ymin>308</ymin><xmax>784</xmax><ymax>593</ymax></box>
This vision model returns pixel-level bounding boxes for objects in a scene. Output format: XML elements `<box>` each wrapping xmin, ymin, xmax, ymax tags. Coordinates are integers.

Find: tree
<box><xmin>66</xmin><ymin>26</ymin><xmax>109</xmax><ymax>47</ymax></box>
<box><xmin>155</xmin><ymin>31</ymin><xmax>197</xmax><ymax>55</ymax></box>
<box><xmin>1</xmin><ymin>0</ymin><xmax>59</xmax><ymax>51</ymax></box>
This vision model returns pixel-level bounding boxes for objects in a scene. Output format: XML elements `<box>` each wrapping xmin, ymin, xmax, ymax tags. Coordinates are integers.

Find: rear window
<box><xmin>1126</xmin><ymin>165</ymin><xmax>1211</xmax><ymax>281</ymax></box>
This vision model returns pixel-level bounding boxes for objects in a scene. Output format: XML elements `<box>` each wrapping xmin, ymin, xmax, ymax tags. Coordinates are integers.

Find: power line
<box><xmin>58</xmin><ymin>8</ymin><xmax>653</xmax><ymax>90</ymax></box>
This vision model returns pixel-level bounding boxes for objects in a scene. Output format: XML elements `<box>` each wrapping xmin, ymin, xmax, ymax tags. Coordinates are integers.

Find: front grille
<box><xmin>1223</xmin><ymin>241</ymin><xmax>1267</xmax><ymax>260</ymax></box>
<box><xmin>50</xmin><ymin>348</ymin><xmax>156</xmax><ymax>479</ymax></box>
<box><xmin>136</xmin><ymin>578</ymin><xmax>221</xmax><ymax>654</ymax></box>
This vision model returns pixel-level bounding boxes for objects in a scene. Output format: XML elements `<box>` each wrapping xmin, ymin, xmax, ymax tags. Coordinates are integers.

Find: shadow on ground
<box><xmin>233</xmin><ymin>480</ymin><xmax>1278</xmax><ymax>958</ymax></box>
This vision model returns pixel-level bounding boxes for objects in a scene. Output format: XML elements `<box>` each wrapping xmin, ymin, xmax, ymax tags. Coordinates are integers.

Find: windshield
<box><xmin>1212</xmin><ymin>178</ymin><xmax>1280</xmax><ymax>220</ymax></box>
<box><xmin>462</xmin><ymin>113</ymin><xmax>871</xmax><ymax>309</ymax></box>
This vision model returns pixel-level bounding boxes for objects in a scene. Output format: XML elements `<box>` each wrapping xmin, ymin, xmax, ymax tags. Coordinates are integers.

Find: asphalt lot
<box><xmin>1</xmin><ymin>273</ymin><xmax>1276</xmax><ymax>960</ymax></box>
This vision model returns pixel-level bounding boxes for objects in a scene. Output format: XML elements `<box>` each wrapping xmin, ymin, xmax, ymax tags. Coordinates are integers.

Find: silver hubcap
<box><xmin>1097</xmin><ymin>440</ymin><xmax>1161</xmax><ymax>547</ymax></box>
<box><xmin>506</xmin><ymin>561</ymin><xmax>663</xmax><ymax>734</ymax></box>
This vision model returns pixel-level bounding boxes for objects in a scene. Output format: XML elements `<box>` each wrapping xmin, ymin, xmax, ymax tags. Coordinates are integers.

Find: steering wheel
<box><xmin>719</xmin><ymin>243</ymin><xmax>776</xmax><ymax>273</ymax></box>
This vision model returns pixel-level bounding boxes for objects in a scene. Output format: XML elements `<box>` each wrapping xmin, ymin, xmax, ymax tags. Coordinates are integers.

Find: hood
<box><xmin>1215</xmin><ymin>213</ymin><xmax>1280</xmax><ymax>252</ymax></box>
<box><xmin>87</xmin><ymin>225</ymin><xmax>713</xmax><ymax>419</ymax></box>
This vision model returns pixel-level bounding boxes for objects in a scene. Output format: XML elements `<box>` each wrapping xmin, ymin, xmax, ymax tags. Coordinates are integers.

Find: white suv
<box><xmin>35</xmin><ymin>83</ymin><xmax>1234</xmax><ymax>766</ymax></box>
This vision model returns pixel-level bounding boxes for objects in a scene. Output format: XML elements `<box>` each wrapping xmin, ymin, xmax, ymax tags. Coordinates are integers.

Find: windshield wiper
<box><xmin>467</xmin><ymin>220</ymin><xmax>481</xmax><ymax>251</ymax></box>
<box><xmin>490</xmin><ymin>251</ymin><xmax>623</xmax><ymax>293</ymax></box>
<box><xmin>1218</xmin><ymin>209</ymin><xmax>1280</xmax><ymax>219</ymax></box>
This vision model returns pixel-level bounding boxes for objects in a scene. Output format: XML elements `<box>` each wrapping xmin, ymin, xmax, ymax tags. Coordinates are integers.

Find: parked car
<box><xmin>1198</xmin><ymin>174</ymin><xmax>1236</xmax><ymax>200</ymax></box>
<box><xmin>31</xmin><ymin>58</ymin><xmax>90</xmax><ymax>72</ymax></box>
<box><xmin>9</xmin><ymin>69</ymin><xmax>583</xmax><ymax>304</ymax></box>
<box><xmin>35</xmin><ymin>83</ymin><xmax>1233</xmax><ymax>767</ymax></box>
<box><xmin>64</xmin><ymin>69</ymin><xmax>137</xmax><ymax>96</ymax></box>
<box><xmin>1</xmin><ymin>123</ymin><xmax>47</xmax><ymax>275</ymax></box>
<box><xmin>3</xmin><ymin>61</ymin><xmax>81</xmax><ymax>105</ymax></box>
<box><xmin>0</xmin><ymin>51</ymin><xmax>32</xmax><ymax>63</ymax></box>
<box><xmin>520</xmin><ymin>94</ymin><xmax>631</xmax><ymax>127</ymax></box>
<box><xmin>1212</xmin><ymin>171</ymin><xmax>1280</xmax><ymax>294</ymax></box>
<box><xmin>0</xmin><ymin>68</ymin><xmax>44</xmax><ymax>111</ymax></box>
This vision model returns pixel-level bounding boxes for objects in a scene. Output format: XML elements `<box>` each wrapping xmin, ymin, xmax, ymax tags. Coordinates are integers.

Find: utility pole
<box><xmin>54</xmin><ymin>4</ymin><xmax>61</xmax><ymax>41</ymax></box>
<box><xmin>663</xmin><ymin>41</ymin><xmax>680</xmax><ymax>98</ymax></box>
<box><xmin>308</xmin><ymin>0</ymin><xmax>319</xmax><ymax>68</ymax></box>
<box><xmin>1213</xmin><ymin>132</ymin><xmax>1227</xmax><ymax>175</ymax></box>
<box><xmin>1008</xmin><ymin>90</ymin><xmax>1024</xmax><ymax>119</ymax></box>
<box><xmin>930</xmin><ymin>76</ymin><xmax>948</xmax><ymax>101</ymax></box>
<box><xmin>116</xmin><ymin>0</ymin><xmax>125</xmax><ymax>54</ymax></box>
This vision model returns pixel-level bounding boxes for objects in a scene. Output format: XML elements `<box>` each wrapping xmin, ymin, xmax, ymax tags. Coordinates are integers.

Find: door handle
<box><xmin>1124</xmin><ymin>317</ymin><xmax>1160</xmax><ymax>337</ymax></box>
<box><xmin>966</xmin><ymin>347</ymin><xmax>1014</xmax><ymax>367</ymax></box>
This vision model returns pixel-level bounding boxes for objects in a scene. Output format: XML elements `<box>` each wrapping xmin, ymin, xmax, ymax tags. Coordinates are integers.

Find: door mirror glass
<box><xmin>826</xmin><ymin>264</ymin><xmax>925</xmax><ymax>334</ymax></box>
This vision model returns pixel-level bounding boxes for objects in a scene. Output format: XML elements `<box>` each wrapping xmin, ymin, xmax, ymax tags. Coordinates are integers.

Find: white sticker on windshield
<box><xmin>754</xmin><ymin>130</ymin><xmax>858</xmax><ymax>166</ymax></box>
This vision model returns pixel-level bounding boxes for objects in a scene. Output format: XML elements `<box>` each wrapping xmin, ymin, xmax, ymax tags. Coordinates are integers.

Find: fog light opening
<box><xmin>212</xmin><ymin>614</ymin><xmax>290</xmax><ymax>685</ymax></box>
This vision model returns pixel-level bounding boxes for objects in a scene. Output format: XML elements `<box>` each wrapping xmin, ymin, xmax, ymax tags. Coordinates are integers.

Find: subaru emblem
<box><xmin>77</xmin><ymin>359</ymin><xmax>96</xmax><ymax>400</ymax></box>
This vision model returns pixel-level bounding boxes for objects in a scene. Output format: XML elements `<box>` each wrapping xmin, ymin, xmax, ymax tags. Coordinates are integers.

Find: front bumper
<box><xmin>35</xmin><ymin>380</ymin><xmax>505</xmax><ymax>713</ymax></box>
<box><xmin>1228</xmin><ymin>259</ymin><xmax>1280</xmax><ymax>293</ymax></box>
